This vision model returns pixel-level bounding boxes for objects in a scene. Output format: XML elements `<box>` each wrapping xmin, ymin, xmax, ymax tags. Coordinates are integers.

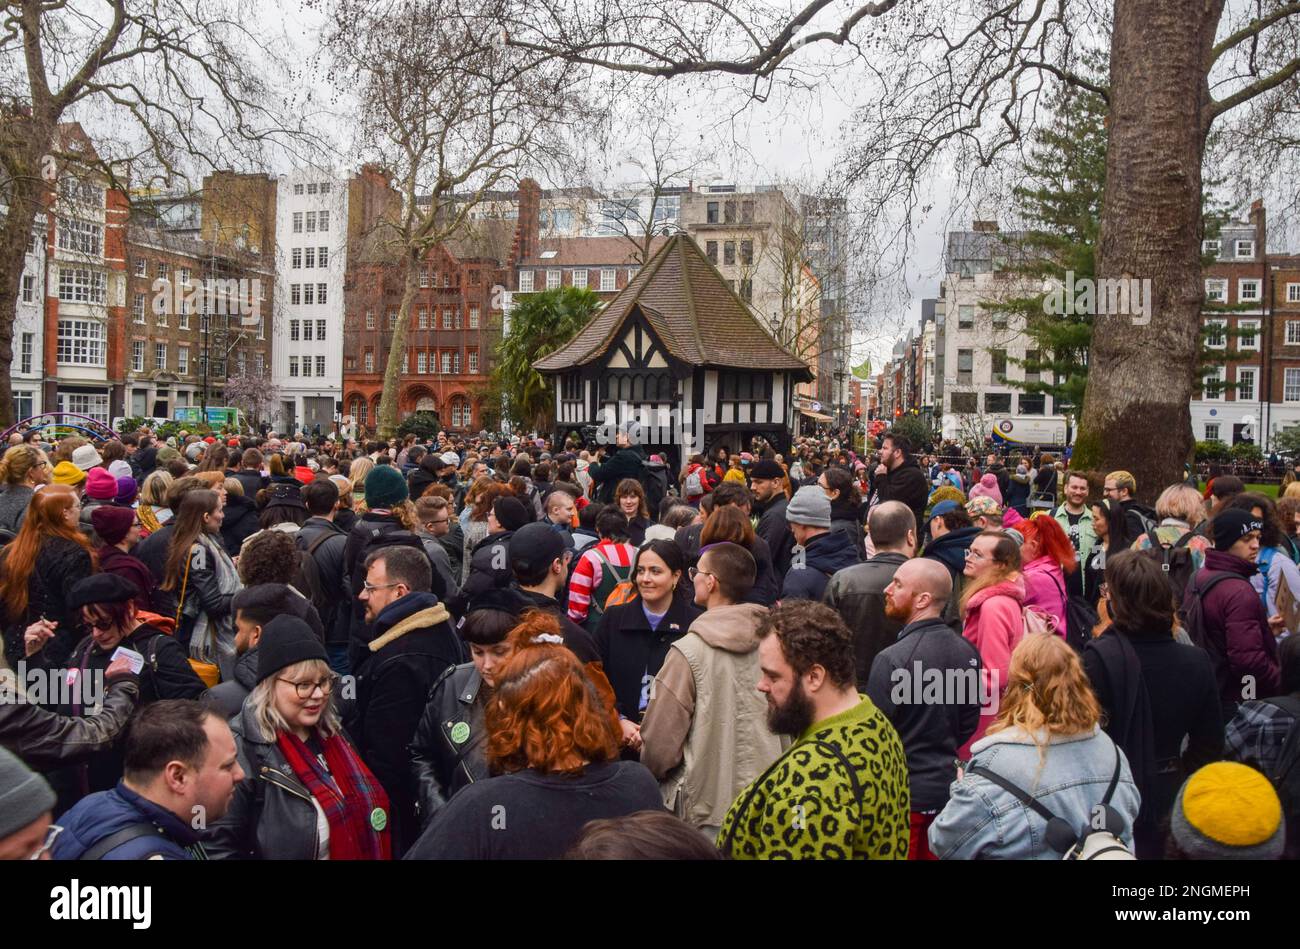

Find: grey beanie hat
<box><xmin>0</xmin><ymin>745</ymin><xmax>56</xmax><ymax>839</ymax></box>
<box><xmin>785</xmin><ymin>485</ymin><xmax>832</xmax><ymax>528</ymax></box>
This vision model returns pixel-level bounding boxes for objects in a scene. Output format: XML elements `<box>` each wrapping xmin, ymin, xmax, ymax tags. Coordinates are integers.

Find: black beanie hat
<box><xmin>493</xmin><ymin>495</ymin><xmax>531</xmax><ymax>532</ymax></box>
<box><xmin>256</xmin><ymin>615</ymin><xmax>328</xmax><ymax>684</ymax></box>
<box><xmin>1212</xmin><ymin>509</ymin><xmax>1263</xmax><ymax>552</ymax></box>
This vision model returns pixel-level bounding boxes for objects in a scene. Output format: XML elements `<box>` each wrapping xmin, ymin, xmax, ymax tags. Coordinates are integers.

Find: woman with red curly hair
<box><xmin>405</xmin><ymin>611</ymin><xmax>663</xmax><ymax>860</ymax></box>
<box><xmin>1018</xmin><ymin>514</ymin><xmax>1078</xmax><ymax>640</ymax></box>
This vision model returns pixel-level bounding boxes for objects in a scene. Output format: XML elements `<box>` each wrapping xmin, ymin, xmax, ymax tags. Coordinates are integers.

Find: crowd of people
<box><xmin>0</xmin><ymin>422</ymin><xmax>1295</xmax><ymax>861</ymax></box>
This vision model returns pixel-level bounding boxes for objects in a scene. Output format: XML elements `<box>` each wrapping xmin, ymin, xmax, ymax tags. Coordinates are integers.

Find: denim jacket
<box><xmin>928</xmin><ymin>725</ymin><xmax>1140</xmax><ymax>860</ymax></box>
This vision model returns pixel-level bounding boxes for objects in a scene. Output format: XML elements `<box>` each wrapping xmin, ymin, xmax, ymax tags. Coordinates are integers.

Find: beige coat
<box><xmin>640</xmin><ymin>602</ymin><xmax>788</xmax><ymax>829</ymax></box>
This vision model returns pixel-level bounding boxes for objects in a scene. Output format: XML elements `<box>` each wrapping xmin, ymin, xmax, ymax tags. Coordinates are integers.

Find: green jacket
<box><xmin>717</xmin><ymin>696</ymin><xmax>910</xmax><ymax>860</ymax></box>
<box><xmin>1054</xmin><ymin>503</ymin><xmax>1097</xmax><ymax>596</ymax></box>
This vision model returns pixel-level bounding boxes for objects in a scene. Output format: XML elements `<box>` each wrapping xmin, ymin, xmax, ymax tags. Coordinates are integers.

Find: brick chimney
<box><xmin>1250</xmin><ymin>198</ymin><xmax>1266</xmax><ymax>257</ymax></box>
<box><xmin>511</xmin><ymin>178</ymin><xmax>541</xmax><ymax>265</ymax></box>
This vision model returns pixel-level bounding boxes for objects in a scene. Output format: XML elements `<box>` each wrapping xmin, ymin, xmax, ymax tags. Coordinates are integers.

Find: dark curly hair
<box><xmin>237</xmin><ymin>530</ymin><xmax>301</xmax><ymax>586</ymax></box>
<box><xmin>758</xmin><ymin>600</ymin><xmax>857</xmax><ymax>689</ymax></box>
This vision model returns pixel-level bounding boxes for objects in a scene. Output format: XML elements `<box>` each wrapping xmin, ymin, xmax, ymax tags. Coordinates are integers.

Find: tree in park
<box><xmin>322</xmin><ymin>0</ymin><xmax>587</xmax><ymax>439</ymax></box>
<box><xmin>0</xmin><ymin>0</ymin><xmax>308</xmax><ymax>428</ymax></box>
<box><xmin>504</xmin><ymin>0</ymin><xmax>1300</xmax><ymax>500</ymax></box>
<box><xmin>494</xmin><ymin>286</ymin><xmax>600</xmax><ymax>433</ymax></box>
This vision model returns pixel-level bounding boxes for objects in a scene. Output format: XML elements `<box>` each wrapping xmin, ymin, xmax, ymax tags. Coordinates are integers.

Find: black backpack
<box><xmin>294</xmin><ymin>531</ymin><xmax>341</xmax><ymax>637</ymax></box>
<box><xmin>1180</xmin><ymin>571</ymin><xmax>1243</xmax><ymax>650</ymax></box>
<box><xmin>1142</xmin><ymin>529</ymin><xmax>1197</xmax><ymax>622</ymax></box>
<box><xmin>1264</xmin><ymin>694</ymin><xmax>1300</xmax><ymax>859</ymax></box>
<box><xmin>349</xmin><ymin>527</ymin><xmax>440</xmax><ymax>600</ymax></box>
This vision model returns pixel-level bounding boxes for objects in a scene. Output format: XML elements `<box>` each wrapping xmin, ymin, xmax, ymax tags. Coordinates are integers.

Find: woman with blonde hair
<box><xmin>929</xmin><ymin>632</ymin><xmax>1141</xmax><ymax>859</ymax></box>
<box><xmin>136</xmin><ymin>469</ymin><xmax>174</xmax><ymax>537</ymax></box>
<box><xmin>1284</xmin><ymin>481</ymin><xmax>1300</xmax><ymax>502</ymax></box>
<box><xmin>1130</xmin><ymin>482</ymin><xmax>1212</xmax><ymax>573</ymax></box>
<box><xmin>347</xmin><ymin>457</ymin><xmax>375</xmax><ymax>513</ymax></box>
<box><xmin>0</xmin><ymin>444</ymin><xmax>50</xmax><ymax>534</ymax></box>
<box><xmin>205</xmin><ymin>614</ymin><xmax>390</xmax><ymax>859</ymax></box>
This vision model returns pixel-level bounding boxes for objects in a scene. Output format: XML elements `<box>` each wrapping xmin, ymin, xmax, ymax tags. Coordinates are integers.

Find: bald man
<box><xmin>866</xmin><ymin>558</ymin><xmax>983</xmax><ymax>860</ymax></box>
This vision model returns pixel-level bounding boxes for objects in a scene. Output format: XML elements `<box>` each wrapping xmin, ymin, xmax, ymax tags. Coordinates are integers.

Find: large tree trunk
<box><xmin>376</xmin><ymin>251</ymin><xmax>419</xmax><ymax>439</ymax></box>
<box><xmin>1075</xmin><ymin>0</ymin><xmax>1224</xmax><ymax>501</ymax></box>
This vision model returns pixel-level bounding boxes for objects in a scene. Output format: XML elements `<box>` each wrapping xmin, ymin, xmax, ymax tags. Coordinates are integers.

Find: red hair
<box><xmin>486</xmin><ymin>611</ymin><xmax>620</xmax><ymax>775</ymax></box>
<box><xmin>0</xmin><ymin>484</ymin><xmax>95</xmax><ymax>617</ymax></box>
<box><xmin>1020</xmin><ymin>515</ymin><xmax>1078</xmax><ymax>574</ymax></box>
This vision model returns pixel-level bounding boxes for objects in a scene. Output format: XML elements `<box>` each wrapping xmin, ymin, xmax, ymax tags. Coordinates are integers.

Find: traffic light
<box><xmin>855</xmin><ymin>408</ymin><xmax>862</xmax><ymax>418</ymax></box>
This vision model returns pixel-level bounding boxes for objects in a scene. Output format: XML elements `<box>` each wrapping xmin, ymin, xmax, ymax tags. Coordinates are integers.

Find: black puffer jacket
<box><xmin>2</xmin><ymin>536</ymin><xmax>94</xmax><ymax>667</ymax></box>
<box><xmin>220</xmin><ymin>494</ymin><xmax>260</xmax><ymax>557</ymax></box>
<box><xmin>201</xmin><ymin>646</ymin><xmax>259</xmax><ymax>721</ymax></box>
<box><xmin>596</xmin><ymin>592</ymin><xmax>701</xmax><ymax>720</ymax></box>
<box><xmin>873</xmin><ymin>459</ymin><xmax>930</xmax><ymax>529</ymax></box>
<box><xmin>410</xmin><ymin>663</ymin><xmax>489</xmax><ymax>829</ymax></box>
<box><xmin>754</xmin><ymin>494</ymin><xmax>794</xmax><ymax>579</ymax></box>
<box><xmin>829</xmin><ymin>495</ymin><xmax>866</xmax><ymax>560</ymax></box>
<box><xmin>446</xmin><ymin>530</ymin><xmax>515</xmax><ymax>616</ymax></box>
<box><xmin>590</xmin><ymin>447</ymin><xmax>645</xmax><ymax>503</ymax></box>
<box><xmin>297</xmin><ymin>516</ymin><xmax>349</xmax><ymax>647</ymax></box>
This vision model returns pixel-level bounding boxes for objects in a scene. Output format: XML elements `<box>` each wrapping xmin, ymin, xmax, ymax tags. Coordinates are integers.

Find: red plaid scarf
<box><xmin>276</xmin><ymin>731</ymin><xmax>391</xmax><ymax>860</ymax></box>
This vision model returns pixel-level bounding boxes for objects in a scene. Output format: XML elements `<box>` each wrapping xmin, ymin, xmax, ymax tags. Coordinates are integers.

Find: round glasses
<box><xmin>277</xmin><ymin>674</ymin><xmax>337</xmax><ymax>699</ymax></box>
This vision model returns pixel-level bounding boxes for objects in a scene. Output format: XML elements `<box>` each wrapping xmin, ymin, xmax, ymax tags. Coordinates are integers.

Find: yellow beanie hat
<box><xmin>52</xmin><ymin>461</ymin><xmax>87</xmax><ymax>486</ymax></box>
<box><xmin>1172</xmin><ymin>762</ymin><xmax>1284</xmax><ymax>858</ymax></box>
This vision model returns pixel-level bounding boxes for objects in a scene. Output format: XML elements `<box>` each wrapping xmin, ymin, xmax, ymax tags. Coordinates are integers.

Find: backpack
<box><xmin>584</xmin><ymin>546</ymin><xmax>633</xmax><ymax>632</ymax></box>
<box><xmin>684</xmin><ymin>466</ymin><xmax>705</xmax><ymax>498</ymax></box>
<box><xmin>1141</xmin><ymin>529</ymin><xmax>1197</xmax><ymax>617</ymax></box>
<box><xmin>1180</xmin><ymin>571</ymin><xmax>1245</xmax><ymax>647</ymax></box>
<box><xmin>969</xmin><ymin>743</ymin><xmax>1135</xmax><ymax>860</ymax></box>
<box><xmin>1022</xmin><ymin>605</ymin><xmax>1057</xmax><ymax>638</ymax></box>
<box><xmin>1065</xmin><ymin>595</ymin><xmax>1100</xmax><ymax>653</ymax></box>
<box><xmin>349</xmin><ymin>527</ymin><xmax>435</xmax><ymax>601</ymax></box>
<box><xmin>295</xmin><ymin>530</ymin><xmax>341</xmax><ymax>635</ymax></box>
<box><xmin>1263</xmin><ymin>694</ymin><xmax>1300</xmax><ymax>858</ymax></box>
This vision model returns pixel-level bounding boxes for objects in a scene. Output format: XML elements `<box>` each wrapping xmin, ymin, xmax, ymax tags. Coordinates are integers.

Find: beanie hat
<box><xmin>786</xmin><ymin>485</ymin><xmax>832</xmax><ymax>528</ymax></box>
<box><xmin>185</xmin><ymin>442</ymin><xmax>204</xmax><ymax>462</ymax></box>
<box><xmin>114</xmin><ymin>476</ymin><xmax>139</xmax><ymax>507</ymax></box>
<box><xmin>750</xmin><ymin>459</ymin><xmax>785</xmax><ymax>481</ymax></box>
<box><xmin>1002</xmin><ymin>507</ymin><xmax>1025</xmax><ymax>529</ymax></box>
<box><xmin>156</xmin><ymin>445</ymin><xmax>181</xmax><ymax>465</ymax></box>
<box><xmin>0</xmin><ymin>746</ymin><xmax>56</xmax><ymax>839</ymax></box>
<box><xmin>84</xmin><ymin>467</ymin><xmax>118</xmax><ymax>500</ymax></box>
<box><xmin>72</xmin><ymin>443</ymin><xmax>103</xmax><ymax>470</ymax></box>
<box><xmin>256</xmin><ymin>615</ymin><xmax>328</xmax><ymax>685</ymax></box>
<box><xmin>493</xmin><ymin>496</ymin><xmax>531</xmax><ymax>532</ymax></box>
<box><xmin>364</xmin><ymin>464</ymin><xmax>409</xmax><ymax>509</ymax></box>
<box><xmin>90</xmin><ymin>505</ymin><xmax>137</xmax><ymax>546</ymax></box>
<box><xmin>1169</xmin><ymin>762</ymin><xmax>1285</xmax><ymax>859</ymax></box>
<box><xmin>52</xmin><ymin>461</ymin><xmax>86</xmax><ymax>486</ymax></box>
<box><xmin>1212</xmin><ymin>509</ymin><xmax>1264</xmax><ymax>552</ymax></box>
<box><xmin>107</xmin><ymin>459</ymin><xmax>133</xmax><ymax>480</ymax></box>
<box><xmin>264</xmin><ymin>482</ymin><xmax>306</xmax><ymax>511</ymax></box>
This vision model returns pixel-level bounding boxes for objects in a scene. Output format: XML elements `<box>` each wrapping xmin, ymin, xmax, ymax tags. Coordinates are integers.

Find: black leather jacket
<box><xmin>0</xmin><ymin>677</ymin><xmax>139</xmax><ymax>770</ymax></box>
<box><xmin>204</xmin><ymin>703</ymin><xmax>331</xmax><ymax>860</ymax></box>
<box><xmin>409</xmin><ymin>663</ymin><xmax>489</xmax><ymax>830</ymax></box>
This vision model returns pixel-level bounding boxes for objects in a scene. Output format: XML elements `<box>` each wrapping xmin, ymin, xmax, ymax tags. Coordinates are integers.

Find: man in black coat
<box><xmin>589</xmin><ymin>430</ymin><xmax>645</xmax><ymax>503</ymax></box>
<box><xmin>498</xmin><ymin>522</ymin><xmax>599</xmax><ymax>663</ymax></box>
<box><xmin>297</xmin><ymin>480</ymin><xmax>351</xmax><ymax>670</ymax></box>
<box><xmin>751</xmin><ymin>459</ymin><xmax>795</xmax><ymax>580</ymax></box>
<box><xmin>351</xmin><ymin>545</ymin><xmax>463</xmax><ymax>857</ymax></box>
<box><xmin>872</xmin><ymin>432</ymin><xmax>930</xmax><ymax>530</ymax></box>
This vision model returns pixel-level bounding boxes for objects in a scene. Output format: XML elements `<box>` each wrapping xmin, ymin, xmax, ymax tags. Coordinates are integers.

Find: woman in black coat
<box><xmin>596</xmin><ymin>540</ymin><xmax>702</xmax><ymax>731</ymax></box>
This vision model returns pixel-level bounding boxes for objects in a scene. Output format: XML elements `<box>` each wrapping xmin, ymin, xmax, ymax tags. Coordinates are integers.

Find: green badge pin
<box><xmin>450</xmin><ymin>721</ymin><xmax>471</xmax><ymax>745</ymax></box>
<box><xmin>370</xmin><ymin>807</ymin><xmax>387</xmax><ymax>832</ymax></box>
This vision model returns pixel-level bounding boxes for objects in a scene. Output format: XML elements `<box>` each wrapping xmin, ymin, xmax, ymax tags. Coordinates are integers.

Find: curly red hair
<box><xmin>1020</xmin><ymin>514</ymin><xmax>1078</xmax><ymax>574</ymax></box>
<box><xmin>485</xmin><ymin>611</ymin><xmax>621</xmax><ymax>775</ymax></box>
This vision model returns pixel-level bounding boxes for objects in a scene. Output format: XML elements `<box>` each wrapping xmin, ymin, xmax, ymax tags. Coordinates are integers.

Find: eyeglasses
<box><xmin>277</xmin><ymin>674</ymin><xmax>337</xmax><ymax>699</ymax></box>
<box><xmin>427</xmin><ymin>518</ymin><xmax>450</xmax><ymax>526</ymax></box>
<box><xmin>688</xmin><ymin>566</ymin><xmax>715</xmax><ymax>581</ymax></box>
<box><xmin>361</xmin><ymin>580</ymin><xmax>402</xmax><ymax>593</ymax></box>
<box><xmin>964</xmin><ymin>548</ymin><xmax>987</xmax><ymax>561</ymax></box>
<box><xmin>29</xmin><ymin>824</ymin><xmax>63</xmax><ymax>860</ymax></box>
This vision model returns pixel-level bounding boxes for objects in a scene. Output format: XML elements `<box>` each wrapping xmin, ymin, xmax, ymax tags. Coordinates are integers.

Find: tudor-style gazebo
<box><xmin>534</xmin><ymin>234</ymin><xmax>812</xmax><ymax>469</ymax></box>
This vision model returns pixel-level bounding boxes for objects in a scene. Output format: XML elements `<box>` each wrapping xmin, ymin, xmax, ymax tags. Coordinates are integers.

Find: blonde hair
<box><xmin>140</xmin><ymin>470</ymin><xmax>174</xmax><ymax>507</ymax></box>
<box><xmin>1284</xmin><ymin>482</ymin><xmax>1300</xmax><ymax>501</ymax></box>
<box><xmin>988</xmin><ymin>633</ymin><xmax>1101</xmax><ymax>761</ymax></box>
<box><xmin>246</xmin><ymin>659</ymin><xmax>340</xmax><ymax>741</ymax></box>
<box><xmin>0</xmin><ymin>445</ymin><xmax>46</xmax><ymax>485</ymax></box>
<box><xmin>1155</xmin><ymin>483</ymin><xmax>1206</xmax><ymax>526</ymax></box>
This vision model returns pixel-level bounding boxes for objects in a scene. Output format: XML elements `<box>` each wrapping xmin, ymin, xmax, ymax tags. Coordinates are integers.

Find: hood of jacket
<box><xmin>829</xmin><ymin>495</ymin><xmax>861</xmax><ymax>524</ymax></box>
<box><xmin>231</xmin><ymin>644</ymin><xmax>260</xmax><ymax>691</ymax></box>
<box><xmin>803</xmin><ymin>528</ymin><xmax>862</xmax><ymax>573</ymax></box>
<box><xmin>924</xmin><ymin>526</ymin><xmax>982</xmax><ymax>571</ymax></box>
<box><xmin>1202</xmin><ymin>547</ymin><xmax>1258</xmax><ymax>579</ymax></box>
<box><xmin>370</xmin><ymin>591</ymin><xmax>451</xmax><ymax>650</ymax></box>
<box><xmin>966</xmin><ymin>576</ymin><xmax>1025</xmax><ymax>612</ymax></box>
<box><xmin>688</xmin><ymin>601</ymin><xmax>769</xmax><ymax>653</ymax></box>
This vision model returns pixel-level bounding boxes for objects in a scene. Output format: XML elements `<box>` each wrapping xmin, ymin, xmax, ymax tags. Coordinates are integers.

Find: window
<box><xmin>155</xmin><ymin>343</ymin><xmax>166</xmax><ymax>370</ymax></box>
<box><xmin>724</xmin><ymin>242</ymin><xmax>736</xmax><ymax>265</ymax></box>
<box><xmin>1019</xmin><ymin>393</ymin><xmax>1046</xmax><ymax>415</ymax></box>
<box><xmin>418</xmin><ymin>351</ymin><xmax>428</xmax><ymax>374</ymax></box>
<box><xmin>469</xmin><ymin>304</ymin><xmax>480</xmax><ymax>329</ymax></box>
<box><xmin>1205</xmin><ymin>422</ymin><xmax>1221</xmax><ymax>440</ymax></box>
<box><xmin>388</xmin><ymin>310</ymin><xmax>397</xmax><ymax>329</ymax></box>
<box><xmin>302</xmin><ymin>284</ymin><xmax>315</xmax><ymax>307</ymax></box>
<box><xmin>236</xmin><ymin>351</ymin><xmax>245</xmax><ymax>376</ymax></box>
<box><xmin>443</xmin><ymin>272</ymin><xmax>450</xmax><ymax>288</ymax></box>
<box><xmin>317</xmin><ymin>319</ymin><xmax>326</xmax><ymax>341</ymax></box>
<box><xmin>990</xmin><ymin>349</ymin><xmax>1007</xmax><ymax>384</ymax></box>
<box><xmin>134</xmin><ymin>258</ymin><xmax>147</xmax><ymax>277</ymax></box>
<box><xmin>254</xmin><ymin>353</ymin><xmax>264</xmax><ymax>374</ymax></box>
<box><xmin>13</xmin><ymin>390</ymin><xmax>31</xmax><ymax>420</ymax></box>
<box><xmin>129</xmin><ymin>293</ymin><xmax>144</xmax><ymax>323</ymax></box>
<box><xmin>454</xmin><ymin>309</ymin><xmax>463</xmax><ymax>330</ymax></box>
<box><xmin>950</xmin><ymin>392</ymin><xmax>978</xmax><ymax>413</ymax></box>
<box><xmin>441</xmin><ymin>351</ymin><xmax>451</xmax><ymax>374</ymax></box>
<box><xmin>991</xmin><ymin>308</ymin><xmax>1008</xmax><ymax>328</ymax></box>
<box><xmin>57</xmin><ymin>319</ymin><xmax>105</xmax><ymax>366</ymax></box>
<box><xmin>57</xmin><ymin>267</ymin><xmax>106</xmax><ymax>304</ymax></box>
<box><xmin>304</xmin><ymin>247</ymin><xmax>315</xmax><ymax>269</ymax></box>
<box><xmin>303</xmin><ymin>320</ymin><xmax>313</xmax><ymax>341</ymax></box>
<box><xmin>420</xmin><ymin>267</ymin><xmax>430</xmax><ymax>288</ymax></box>
<box><xmin>291</xmin><ymin>284</ymin><xmax>301</xmax><ymax>305</ymax></box>
<box><xmin>294</xmin><ymin>183</ymin><xmax>304</xmax><ymax>195</ymax></box>
<box><xmin>958</xmin><ymin>305</ymin><xmax>974</xmax><ymax>329</ymax></box>
<box><xmin>20</xmin><ymin>333</ymin><xmax>33</xmax><ymax>374</ymax></box>
<box><xmin>469</xmin><ymin>269</ymin><xmax>480</xmax><ymax>286</ymax></box>
<box><xmin>318</xmin><ymin>211</ymin><xmax>329</xmax><ymax>232</ymax></box>
<box><xmin>291</xmin><ymin>247</ymin><xmax>302</xmax><ymax>269</ymax></box>
<box><xmin>19</xmin><ymin>274</ymin><xmax>34</xmax><ymax>304</ymax></box>
<box><xmin>741</xmin><ymin>200</ymin><xmax>754</xmax><ymax>224</ymax></box>
<box><xmin>600</xmin><ymin>269</ymin><xmax>615</xmax><ymax>292</ymax></box>
<box><xmin>453</xmin><ymin>351</ymin><xmax>461</xmax><ymax>374</ymax></box>
<box><xmin>1205</xmin><ymin>319</ymin><xmax>1227</xmax><ymax>349</ymax></box>
<box><xmin>570</xmin><ymin>270</ymin><xmax>586</xmax><ymax>290</ymax></box>
<box><xmin>319</xmin><ymin>182</ymin><xmax>331</xmax><ymax>195</ymax></box>
<box><xmin>291</xmin><ymin>320</ymin><xmax>300</xmax><ymax>342</ymax></box>
<box><xmin>706</xmin><ymin>241</ymin><xmax>718</xmax><ymax>264</ymax></box>
<box><xmin>289</xmin><ymin>356</ymin><xmax>299</xmax><ymax>377</ymax></box>
<box><xmin>131</xmin><ymin>340</ymin><xmax>144</xmax><ymax>372</ymax></box>
<box><xmin>739</xmin><ymin>278</ymin><xmax>753</xmax><ymax>303</ymax></box>
<box><xmin>957</xmin><ymin>348</ymin><xmax>973</xmax><ymax>385</ymax></box>
<box><xmin>156</xmin><ymin>260</ymin><xmax>170</xmax><ymax>279</ymax></box>
<box><xmin>1205</xmin><ymin>279</ymin><xmax>1228</xmax><ymax>303</ymax></box>
<box><xmin>307</xmin><ymin>182</ymin><xmax>317</xmax><ymax>195</ymax></box>
<box><xmin>365</xmin><ymin>351</ymin><xmax>374</xmax><ymax>373</ymax></box>
<box><xmin>1237</xmin><ymin>367</ymin><xmax>1257</xmax><ymax>402</ymax></box>
<box><xmin>316</xmin><ymin>355</ymin><xmax>325</xmax><ymax>377</ymax></box>
<box><xmin>1239</xmin><ymin>320</ymin><xmax>1260</xmax><ymax>350</ymax></box>
<box><xmin>366</xmin><ymin>310</ymin><xmax>375</xmax><ymax>330</ymax></box>
<box><xmin>317</xmin><ymin>283</ymin><xmax>327</xmax><ymax>305</ymax></box>
<box><xmin>1287</xmin><ymin>284</ymin><xmax>1300</xmax><ymax>303</ymax></box>
<box><xmin>57</xmin><ymin>217</ymin><xmax>103</xmax><ymax>256</ymax></box>
<box><xmin>442</xmin><ymin>308</ymin><xmax>452</xmax><ymax>330</ymax></box>
<box><xmin>304</xmin><ymin>211</ymin><xmax>316</xmax><ymax>233</ymax></box>
<box><xmin>318</xmin><ymin>246</ymin><xmax>328</xmax><ymax>268</ymax></box>
<box><xmin>1236</xmin><ymin>240</ymin><xmax>1255</xmax><ymax>259</ymax></box>
<box><xmin>468</xmin><ymin>350</ymin><xmax>479</xmax><ymax>373</ymax></box>
<box><xmin>984</xmin><ymin>393</ymin><xmax>1012</xmax><ymax>413</ymax></box>
<box><xmin>292</xmin><ymin>212</ymin><xmax>303</xmax><ymax>233</ymax></box>
<box><xmin>1239</xmin><ymin>279</ymin><xmax>1261</xmax><ymax>303</ymax></box>
<box><xmin>1203</xmin><ymin>366</ymin><xmax>1225</xmax><ymax>400</ymax></box>
<box><xmin>178</xmin><ymin>267</ymin><xmax>191</xmax><ymax>288</ymax></box>
<box><xmin>1024</xmin><ymin>350</ymin><xmax>1041</xmax><ymax>384</ymax></box>
<box><xmin>518</xmin><ymin>270</ymin><xmax>534</xmax><ymax>292</ymax></box>
<box><xmin>178</xmin><ymin>346</ymin><xmax>189</xmax><ymax>374</ymax></box>
<box><xmin>724</xmin><ymin>201</ymin><xmax>736</xmax><ymax>224</ymax></box>
<box><xmin>418</xmin><ymin>308</ymin><xmax>428</xmax><ymax>329</ymax></box>
<box><xmin>707</xmin><ymin>202</ymin><xmax>719</xmax><ymax>224</ymax></box>
<box><xmin>58</xmin><ymin>392</ymin><xmax>108</xmax><ymax>424</ymax></box>
<box><xmin>547</xmin><ymin>269</ymin><xmax>561</xmax><ymax>290</ymax></box>
<box><xmin>452</xmin><ymin>400</ymin><xmax>470</xmax><ymax>428</ymax></box>
<box><xmin>740</xmin><ymin>240</ymin><xmax>754</xmax><ymax>265</ymax></box>
<box><xmin>1202</xmin><ymin>239</ymin><xmax>1220</xmax><ymax>257</ymax></box>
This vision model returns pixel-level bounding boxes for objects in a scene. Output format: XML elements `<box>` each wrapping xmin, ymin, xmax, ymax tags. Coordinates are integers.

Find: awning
<box><xmin>800</xmin><ymin>409</ymin><xmax>833</xmax><ymax>422</ymax></box>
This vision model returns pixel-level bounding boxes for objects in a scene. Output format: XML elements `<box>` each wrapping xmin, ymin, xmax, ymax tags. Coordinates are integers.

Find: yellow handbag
<box><xmin>175</xmin><ymin>548</ymin><xmax>221</xmax><ymax>687</ymax></box>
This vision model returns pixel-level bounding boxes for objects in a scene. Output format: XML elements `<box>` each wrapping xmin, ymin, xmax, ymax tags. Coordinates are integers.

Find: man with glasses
<box><xmin>1103</xmin><ymin>469</ymin><xmax>1159</xmax><ymax>546</ymax></box>
<box><xmin>414</xmin><ymin>495</ymin><xmax>461</xmax><ymax>606</ymax></box>
<box><xmin>352</xmin><ymin>545</ymin><xmax>462</xmax><ymax>856</ymax></box>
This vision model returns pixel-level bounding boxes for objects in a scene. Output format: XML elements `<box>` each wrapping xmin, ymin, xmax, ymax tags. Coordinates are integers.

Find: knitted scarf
<box><xmin>185</xmin><ymin>533</ymin><xmax>241</xmax><ymax>680</ymax></box>
<box><xmin>276</xmin><ymin>730</ymin><xmax>391</xmax><ymax>860</ymax></box>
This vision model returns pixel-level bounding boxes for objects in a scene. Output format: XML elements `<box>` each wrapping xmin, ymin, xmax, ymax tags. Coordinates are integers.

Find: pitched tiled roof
<box><xmin>534</xmin><ymin>233</ymin><xmax>812</xmax><ymax>378</ymax></box>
